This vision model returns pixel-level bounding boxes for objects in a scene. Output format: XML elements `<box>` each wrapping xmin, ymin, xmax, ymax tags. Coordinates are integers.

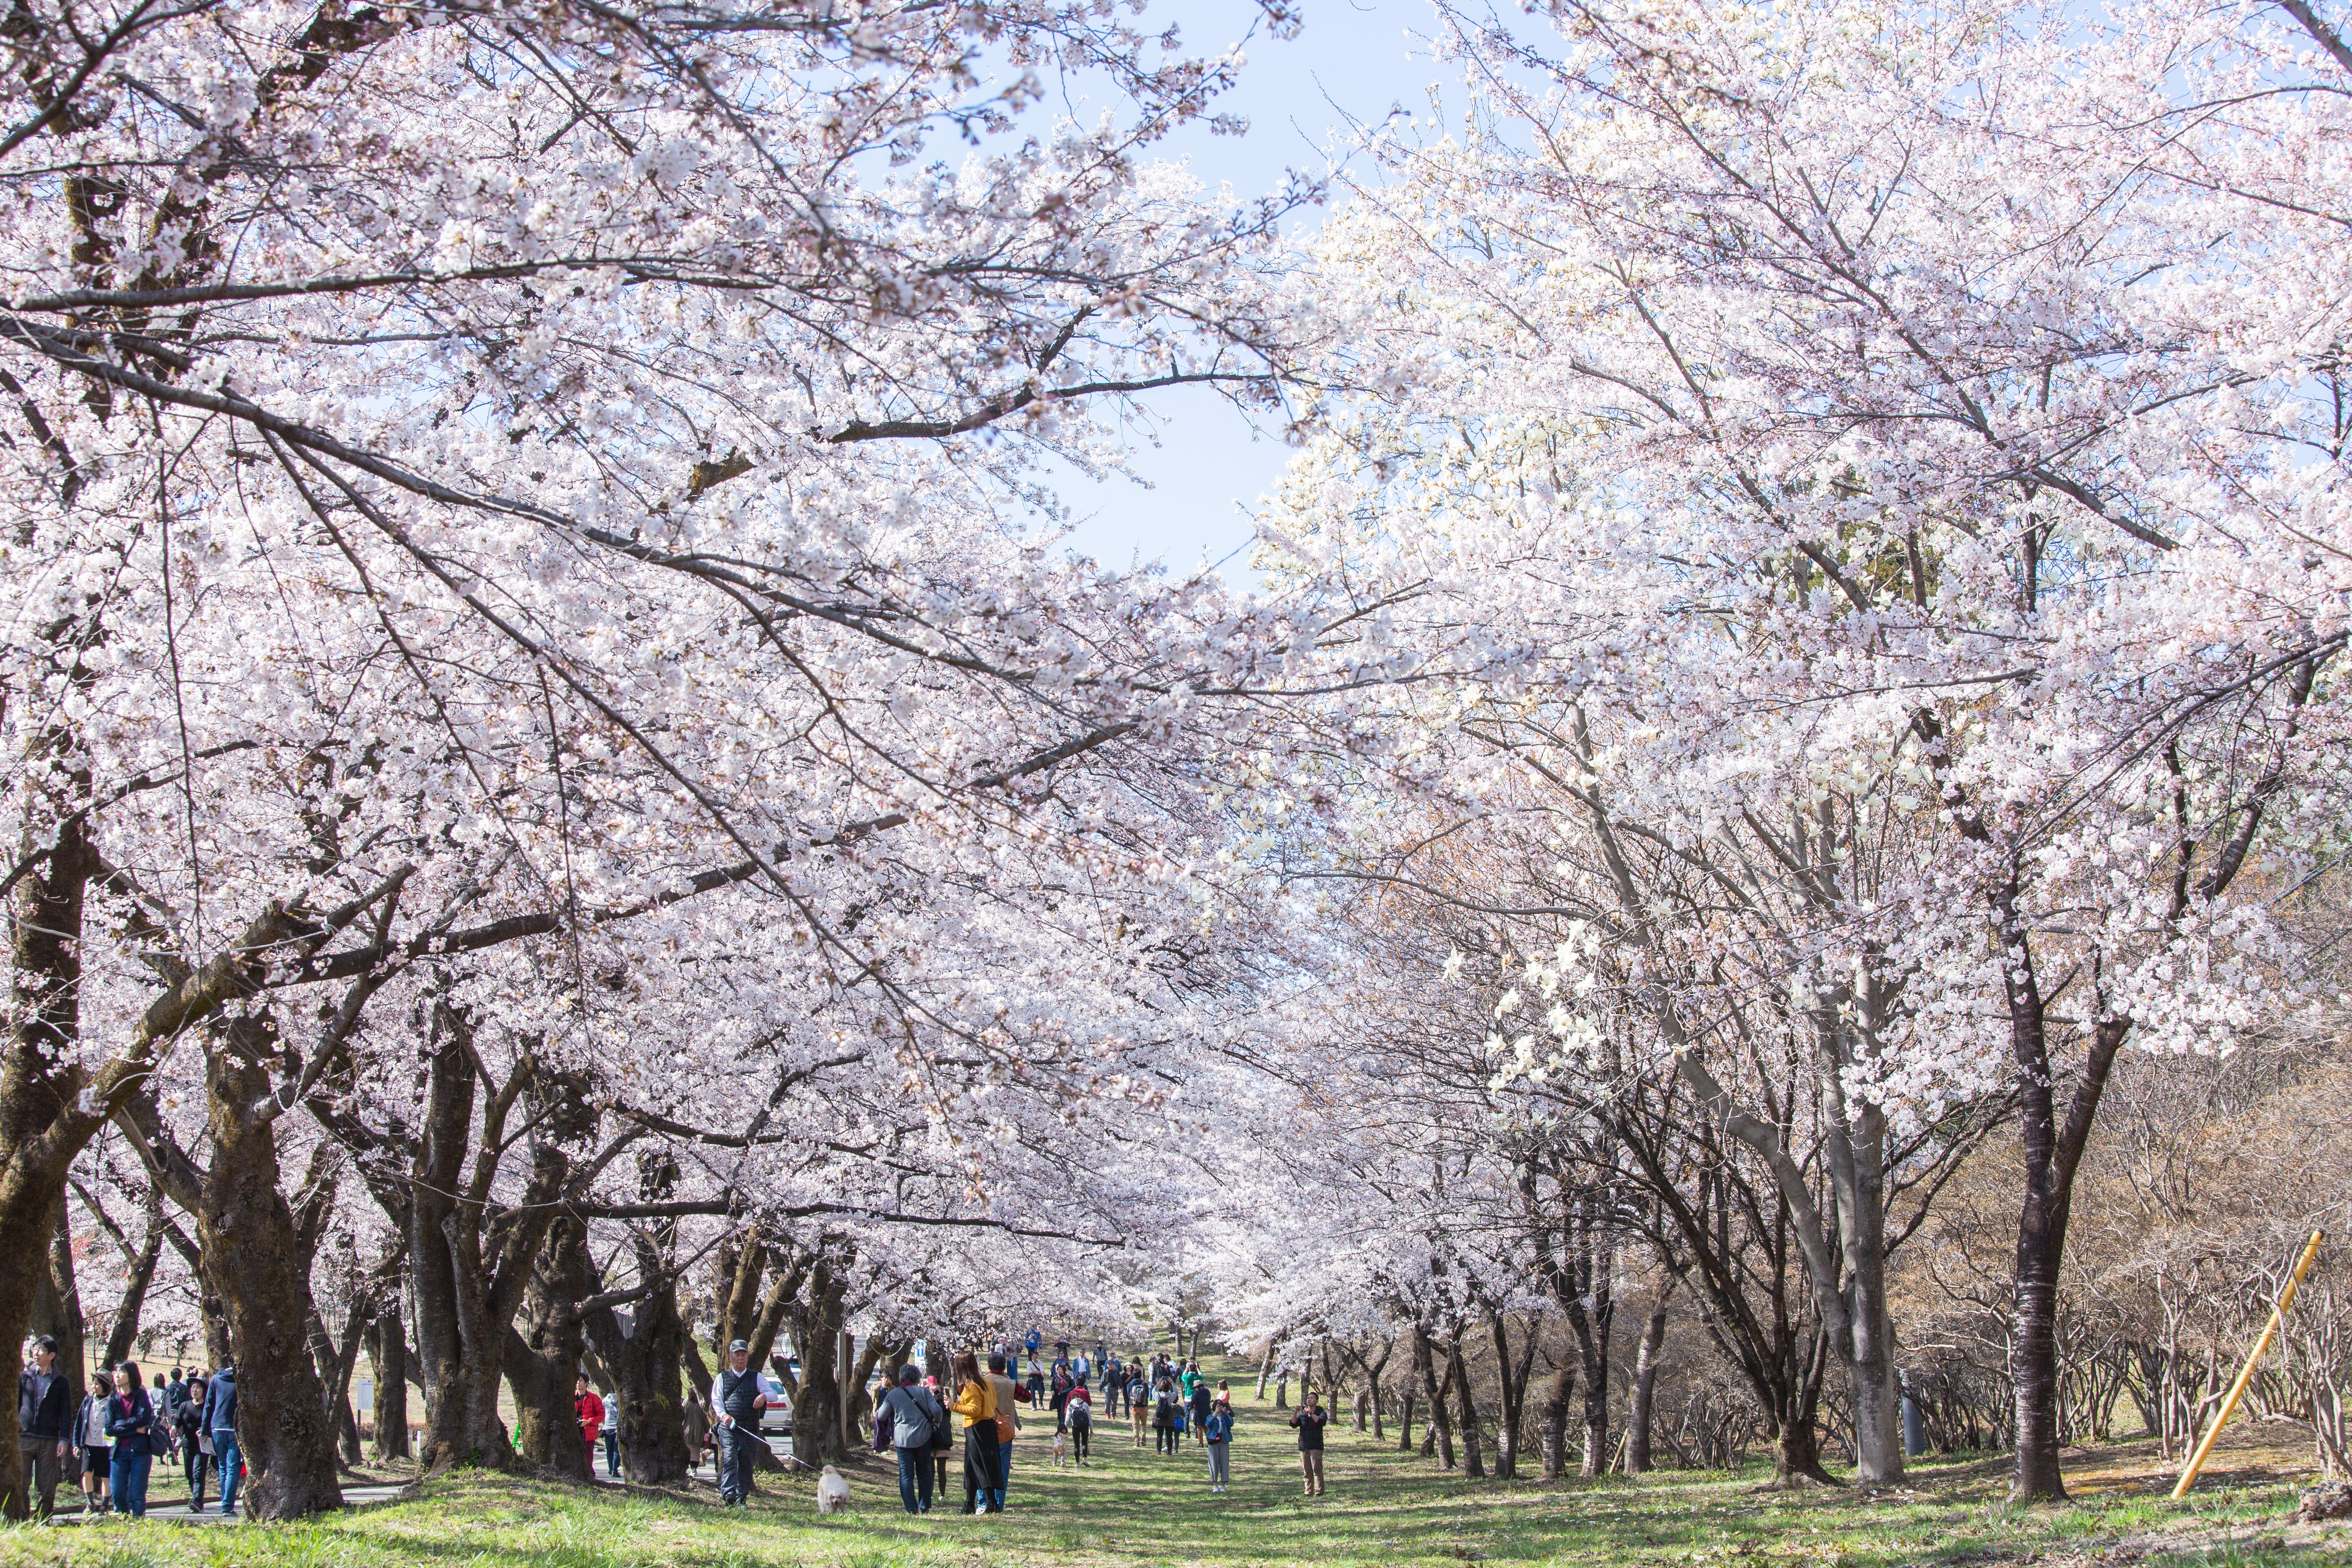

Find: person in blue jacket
<box><xmin>1203</xmin><ymin>1395</ymin><xmax>1236</xmax><ymax>1493</ymax></box>
<box><xmin>202</xmin><ymin>1361</ymin><xmax>242</xmax><ymax>1517</ymax></box>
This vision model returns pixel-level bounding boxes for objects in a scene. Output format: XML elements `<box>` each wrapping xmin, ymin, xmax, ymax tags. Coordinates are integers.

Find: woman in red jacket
<box><xmin>574</xmin><ymin>1374</ymin><xmax>606</xmax><ymax>1470</ymax></box>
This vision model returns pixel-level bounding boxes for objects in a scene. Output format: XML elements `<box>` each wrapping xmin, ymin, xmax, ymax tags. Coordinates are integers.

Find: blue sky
<box><xmin>1014</xmin><ymin>0</ymin><xmax>1457</xmax><ymax>584</ymax></box>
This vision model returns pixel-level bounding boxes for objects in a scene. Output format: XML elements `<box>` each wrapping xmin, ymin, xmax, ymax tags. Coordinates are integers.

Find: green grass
<box><xmin>6</xmin><ymin>1365</ymin><xmax>2346</xmax><ymax>1568</ymax></box>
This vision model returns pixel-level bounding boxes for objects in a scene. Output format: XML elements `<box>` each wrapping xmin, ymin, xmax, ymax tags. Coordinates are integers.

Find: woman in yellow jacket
<box><xmin>948</xmin><ymin>1350</ymin><xmax>1002</xmax><ymax>1514</ymax></box>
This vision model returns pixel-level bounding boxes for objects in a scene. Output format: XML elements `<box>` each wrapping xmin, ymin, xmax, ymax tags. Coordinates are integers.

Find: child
<box><xmin>77</xmin><ymin>1372</ymin><xmax>113</xmax><ymax>1515</ymax></box>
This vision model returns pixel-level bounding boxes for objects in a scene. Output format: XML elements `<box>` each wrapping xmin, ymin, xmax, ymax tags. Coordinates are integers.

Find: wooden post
<box><xmin>2171</xmin><ymin>1229</ymin><xmax>2325</xmax><ymax>1499</ymax></box>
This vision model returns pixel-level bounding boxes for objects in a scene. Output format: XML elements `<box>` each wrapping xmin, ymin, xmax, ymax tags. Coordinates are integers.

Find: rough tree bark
<box><xmin>788</xmin><ymin>1262</ymin><xmax>847</xmax><ymax>1466</ymax></box>
<box><xmin>365</xmin><ymin>1302</ymin><xmax>412</xmax><ymax>1460</ymax></box>
<box><xmin>508</xmin><ymin>1216</ymin><xmax>592</xmax><ymax>1480</ymax></box>
<box><xmin>581</xmin><ymin>1158</ymin><xmax>693</xmax><ymax>1487</ymax></box>
<box><xmin>408</xmin><ymin>1004</ymin><xmax>572</xmax><ymax>1471</ymax></box>
<box><xmin>198</xmin><ymin>1013</ymin><xmax>343</xmax><ymax>1520</ymax></box>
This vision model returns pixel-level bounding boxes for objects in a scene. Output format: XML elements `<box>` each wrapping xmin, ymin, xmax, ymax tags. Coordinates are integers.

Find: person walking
<box><xmin>1102</xmin><ymin>1355</ymin><xmax>1123</xmax><ymax>1419</ymax></box>
<box><xmin>159</xmin><ymin>1370</ymin><xmax>186</xmax><ymax>1439</ymax></box>
<box><xmin>1023</xmin><ymin>1350</ymin><xmax>1044</xmax><ymax>1410</ymax></box>
<box><xmin>17</xmin><ymin>1334</ymin><xmax>69</xmax><ymax>1519</ymax></box>
<box><xmin>1127</xmin><ymin>1366</ymin><xmax>1150</xmax><ymax>1447</ymax></box>
<box><xmin>180</xmin><ymin>1372</ymin><xmax>211</xmax><ymax>1511</ymax></box>
<box><xmin>1288</xmin><ymin>1392</ymin><xmax>1329</xmax><ymax>1497</ymax></box>
<box><xmin>149</xmin><ymin>1374</ymin><xmax>176</xmax><ymax>1468</ymax></box>
<box><xmin>922</xmin><ymin>1372</ymin><xmax>951</xmax><ymax>1497</ymax></box>
<box><xmin>203</xmin><ymin>1361</ymin><xmax>241</xmax><ymax>1517</ymax></box>
<box><xmin>1062</xmin><ymin>1381</ymin><xmax>1093</xmax><ymax>1466</ymax></box>
<box><xmin>710</xmin><ymin>1339</ymin><xmax>767</xmax><ymax>1506</ymax></box>
<box><xmin>984</xmin><ymin>1352</ymin><xmax>1021</xmax><ymax>1508</ymax></box>
<box><xmin>574</xmin><ymin>1375</ymin><xmax>605</xmax><ymax>1472</ymax></box>
<box><xmin>876</xmin><ymin>1364</ymin><xmax>944</xmax><ymax>1514</ymax></box>
<box><xmin>1203</xmin><ymin>1396</ymin><xmax>1235</xmax><ymax>1493</ymax></box>
<box><xmin>105</xmin><ymin>1362</ymin><xmax>158</xmax><ymax>1518</ymax></box>
<box><xmin>1152</xmin><ymin>1376</ymin><xmax>1181</xmax><ymax>1457</ymax></box>
<box><xmin>946</xmin><ymin>1350</ymin><xmax>1001</xmax><ymax>1515</ymax></box>
<box><xmin>1188</xmin><ymin>1375</ymin><xmax>1212</xmax><ymax>1446</ymax></box>
<box><xmin>76</xmin><ymin>1371</ymin><xmax>113</xmax><ymax>1515</ymax></box>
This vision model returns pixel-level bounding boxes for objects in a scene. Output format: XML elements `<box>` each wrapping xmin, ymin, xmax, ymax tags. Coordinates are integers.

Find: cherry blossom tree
<box><xmin>1252</xmin><ymin>0</ymin><xmax>2352</xmax><ymax>1499</ymax></box>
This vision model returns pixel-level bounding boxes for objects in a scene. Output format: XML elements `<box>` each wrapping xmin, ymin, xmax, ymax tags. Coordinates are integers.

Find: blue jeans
<box><xmin>894</xmin><ymin>1447</ymin><xmax>933</xmax><ymax>1513</ymax></box>
<box><xmin>214</xmin><ymin>1430</ymin><xmax>243</xmax><ymax>1515</ymax></box>
<box><xmin>108</xmin><ymin>1449</ymin><xmax>151</xmax><ymax>1517</ymax></box>
<box><xmin>996</xmin><ymin>1440</ymin><xmax>1012</xmax><ymax>1499</ymax></box>
<box><xmin>716</xmin><ymin>1425</ymin><xmax>756</xmax><ymax>1505</ymax></box>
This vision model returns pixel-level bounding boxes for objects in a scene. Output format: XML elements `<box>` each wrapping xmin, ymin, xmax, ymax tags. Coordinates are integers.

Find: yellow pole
<box><xmin>2170</xmin><ymin>1228</ymin><xmax>2325</xmax><ymax>1500</ymax></box>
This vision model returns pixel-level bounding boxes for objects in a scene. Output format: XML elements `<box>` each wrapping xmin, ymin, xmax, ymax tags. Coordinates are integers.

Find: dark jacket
<box><xmin>17</xmin><ymin>1367</ymin><xmax>67</xmax><ymax>1440</ymax></box>
<box><xmin>106</xmin><ymin>1387</ymin><xmax>158</xmax><ymax>1456</ymax></box>
<box><xmin>202</xmin><ymin>1368</ymin><xmax>238</xmax><ymax>1433</ymax></box>
<box><xmin>1289</xmin><ymin>1406</ymin><xmax>1328</xmax><ymax>1451</ymax></box>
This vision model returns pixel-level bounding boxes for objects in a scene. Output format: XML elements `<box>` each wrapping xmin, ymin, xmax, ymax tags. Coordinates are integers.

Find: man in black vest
<box><xmin>711</xmin><ymin>1339</ymin><xmax>767</xmax><ymax>1506</ymax></box>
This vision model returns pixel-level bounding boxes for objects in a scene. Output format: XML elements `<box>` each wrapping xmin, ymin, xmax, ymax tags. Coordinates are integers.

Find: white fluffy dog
<box><xmin>815</xmin><ymin>1464</ymin><xmax>851</xmax><ymax>1515</ymax></box>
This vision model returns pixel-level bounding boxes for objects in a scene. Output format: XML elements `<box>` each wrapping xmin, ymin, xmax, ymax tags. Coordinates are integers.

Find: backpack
<box><xmin>1067</xmin><ymin>1400</ymin><xmax>1091</xmax><ymax>1432</ymax></box>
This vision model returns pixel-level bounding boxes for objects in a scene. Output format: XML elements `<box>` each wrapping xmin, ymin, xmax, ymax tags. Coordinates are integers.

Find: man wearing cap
<box><xmin>17</xmin><ymin>1334</ymin><xmax>69</xmax><ymax>1519</ymax></box>
<box><xmin>710</xmin><ymin>1340</ymin><xmax>768</xmax><ymax>1506</ymax></box>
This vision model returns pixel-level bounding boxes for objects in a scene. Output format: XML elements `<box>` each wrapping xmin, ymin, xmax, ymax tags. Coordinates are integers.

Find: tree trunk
<box><xmin>102</xmin><ymin>1206</ymin><xmax>164</xmax><ymax>1370</ymax></box>
<box><xmin>408</xmin><ymin>1006</ymin><xmax>567</xmax><ymax>1472</ymax></box>
<box><xmin>836</xmin><ymin>1328</ymin><xmax>858</xmax><ymax>1456</ymax></box>
<box><xmin>1627</xmin><ymin>1305</ymin><xmax>1668</xmax><ymax>1475</ymax></box>
<box><xmin>842</xmin><ymin>1332</ymin><xmax>897</xmax><ymax>1454</ymax></box>
<box><xmin>36</xmin><ymin>1200</ymin><xmax>85</xmax><ymax>1417</ymax></box>
<box><xmin>683</xmin><ymin>1338</ymin><xmax>713</xmax><ymax>1466</ymax></box>
<box><xmin>1773</xmin><ymin>1414</ymin><xmax>1833</xmax><ymax>1487</ymax></box>
<box><xmin>789</xmin><ymin>1270</ymin><xmax>846</xmax><ymax>1467</ymax></box>
<box><xmin>1255</xmin><ymin>1341</ymin><xmax>1274</xmax><ymax>1401</ymax></box>
<box><xmin>367</xmin><ymin>1302</ymin><xmax>412</xmax><ymax>1460</ymax></box>
<box><xmin>1398</xmin><ymin>1390</ymin><xmax>1416</xmax><ymax>1452</ymax></box>
<box><xmin>1487</xmin><ymin>1311</ymin><xmax>1527</xmax><ymax>1479</ymax></box>
<box><xmin>1537</xmin><ymin>1361</ymin><xmax>1576</xmax><ymax>1481</ymax></box>
<box><xmin>584</xmin><ymin>1245</ymin><xmax>692</xmax><ymax>1486</ymax></box>
<box><xmin>1449</xmin><ymin>1336</ymin><xmax>1486</xmax><ymax>1479</ymax></box>
<box><xmin>1579</xmin><ymin>1340</ymin><xmax>1611</xmax><ymax>1479</ymax></box>
<box><xmin>2011</xmin><ymin>1179</ymin><xmax>2069</xmax><ymax>1501</ymax></box>
<box><xmin>199</xmin><ymin>1016</ymin><xmax>343</xmax><ymax>1520</ymax></box>
<box><xmin>508</xmin><ymin>1217</ymin><xmax>592</xmax><ymax>1480</ymax></box>
<box><xmin>1417</xmin><ymin>1325</ymin><xmax>1454</xmax><ymax>1467</ymax></box>
<box><xmin>0</xmin><ymin>810</ymin><xmax>94</xmax><ymax>1523</ymax></box>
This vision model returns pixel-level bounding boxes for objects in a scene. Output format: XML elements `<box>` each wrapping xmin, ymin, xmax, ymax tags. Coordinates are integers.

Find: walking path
<box><xmin>45</xmin><ymin>1467</ymin><xmax>639</xmax><ymax>1526</ymax></box>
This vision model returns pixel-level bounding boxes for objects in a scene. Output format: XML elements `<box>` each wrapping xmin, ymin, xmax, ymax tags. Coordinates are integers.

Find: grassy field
<box><xmin>5</xmin><ymin>1361</ymin><xmax>2347</xmax><ymax>1568</ymax></box>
